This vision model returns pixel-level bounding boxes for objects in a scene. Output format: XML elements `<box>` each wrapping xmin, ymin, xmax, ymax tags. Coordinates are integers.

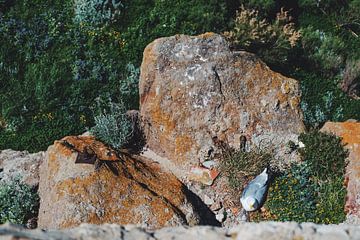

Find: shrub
<box><xmin>314</xmin><ymin>176</ymin><xmax>346</xmax><ymax>224</ymax></box>
<box><xmin>298</xmin><ymin>131</ymin><xmax>348</xmax><ymax>180</ymax></box>
<box><xmin>266</xmin><ymin>162</ymin><xmax>317</xmax><ymax>222</ymax></box>
<box><xmin>90</xmin><ymin>98</ymin><xmax>132</xmax><ymax>150</ymax></box>
<box><xmin>263</xmin><ymin>131</ymin><xmax>348</xmax><ymax>224</ymax></box>
<box><xmin>301</xmin><ymin>26</ymin><xmax>346</xmax><ymax>72</ymax></box>
<box><xmin>74</xmin><ymin>0</ymin><xmax>123</xmax><ymax>27</ymax></box>
<box><xmin>223</xmin><ymin>6</ymin><xmax>301</xmax><ymax>67</ymax></box>
<box><xmin>219</xmin><ymin>144</ymin><xmax>272</xmax><ymax>190</ymax></box>
<box><xmin>0</xmin><ymin>178</ymin><xmax>39</xmax><ymax>225</ymax></box>
<box><xmin>297</xmin><ymin>70</ymin><xmax>360</xmax><ymax>128</ymax></box>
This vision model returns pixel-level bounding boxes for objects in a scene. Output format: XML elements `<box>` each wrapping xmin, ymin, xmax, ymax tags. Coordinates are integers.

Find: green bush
<box><xmin>266</xmin><ymin>162</ymin><xmax>317</xmax><ymax>222</ymax></box>
<box><xmin>73</xmin><ymin>0</ymin><xmax>123</xmax><ymax>27</ymax></box>
<box><xmin>0</xmin><ymin>178</ymin><xmax>39</xmax><ymax>225</ymax></box>
<box><xmin>298</xmin><ymin>131</ymin><xmax>348</xmax><ymax>180</ymax></box>
<box><xmin>264</xmin><ymin>131</ymin><xmax>348</xmax><ymax>224</ymax></box>
<box><xmin>90</xmin><ymin>98</ymin><xmax>132</xmax><ymax>150</ymax></box>
<box><xmin>297</xmin><ymin>70</ymin><xmax>360</xmax><ymax>128</ymax></box>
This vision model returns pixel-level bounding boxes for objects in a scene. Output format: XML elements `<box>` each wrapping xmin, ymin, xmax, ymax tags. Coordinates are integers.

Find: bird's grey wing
<box><xmin>254</xmin><ymin>183</ymin><xmax>270</xmax><ymax>206</ymax></box>
<box><xmin>241</xmin><ymin>173</ymin><xmax>269</xmax><ymax>198</ymax></box>
<box><xmin>252</xmin><ymin>172</ymin><xmax>268</xmax><ymax>187</ymax></box>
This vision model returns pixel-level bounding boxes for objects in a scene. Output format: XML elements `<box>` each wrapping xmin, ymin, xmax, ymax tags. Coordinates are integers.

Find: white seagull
<box><xmin>240</xmin><ymin>168</ymin><xmax>271</xmax><ymax>212</ymax></box>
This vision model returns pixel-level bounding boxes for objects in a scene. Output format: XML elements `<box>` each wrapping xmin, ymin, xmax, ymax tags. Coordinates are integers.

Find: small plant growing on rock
<box><xmin>90</xmin><ymin>97</ymin><xmax>132</xmax><ymax>150</ymax></box>
<box><xmin>0</xmin><ymin>178</ymin><xmax>39</xmax><ymax>225</ymax></box>
<box><xmin>219</xmin><ymin>141</ymin><xmax>272</xmax><ymax>190</ymax></box>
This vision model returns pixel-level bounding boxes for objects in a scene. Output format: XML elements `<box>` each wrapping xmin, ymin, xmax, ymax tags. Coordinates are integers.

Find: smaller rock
<box><xmin>216</xmin><ymin>212</ymin><xmax>225</xmax><ymax>223</ymax></box>
<box><xmin>189</xmin><ymin>166</ymin><xmax>219</xmax><ymax>186</ymax></box>
<box><xmin>204</xmin><ymin>195</ymin><xmax>215</xmax><ymax>205</ymax></box>
<box><xmin>201</xmin><ymin>160</ymin><xmax>218</xmax><ymax>169</ymax></box>
<box><xmin>298</xmin><ymin>141</ymin><xmax>305</xmax><ymax>148</ymax></box>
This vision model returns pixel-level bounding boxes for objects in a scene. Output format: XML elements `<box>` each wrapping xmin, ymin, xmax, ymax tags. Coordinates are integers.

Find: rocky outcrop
<box><xmin>0</xmin><ymin>149</ymin><xmax>44</xmax><ymax>186</ymax></box>
<box><xmin>320</xmin><ymin>121</ymin><xmax>360</xmax><ymax>224</ymax></box>
<box><xmin>38</xmin><ymin>136</ymin><xmax>218</xmax><ymax>229</ymax></box>
<box><xmin>2</xmin><ymin>222</ymin><xmax>360</xmax><ymax>240</ymax></box>
<box><xmin>139</xmin><ymin>33</ymin><xmax>304</xmax><ymax>173</ymax></box>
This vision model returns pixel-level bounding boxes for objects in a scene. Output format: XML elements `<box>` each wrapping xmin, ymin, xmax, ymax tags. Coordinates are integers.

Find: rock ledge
<box><xmin>1</xmin><ymin>222</ymin><xmax>360</xmax><ymax>240</ymax></box>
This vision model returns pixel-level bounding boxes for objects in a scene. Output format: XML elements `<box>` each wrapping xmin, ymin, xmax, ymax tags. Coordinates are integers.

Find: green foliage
<box><xmin>314</xmin><ymin>176</ymin><xmax>346</xmax><ymax>223</ymax></box>
<box><xmin>264</xmin><ymin>131</ymin><xmax>348</xmax><ymax>224</ymax></box>
<box><xmin>0</xmin><ymin>0</ymin><xmax>233</xmax><ymax>152</ymax></box>
<box><xmin>297</xmin><ymin>70</ymin><xmax>360</xmax><ymax>128</ymax></box>
<box><xmin>301</xmin><ymin>26</ymin><xmax>346</xmax><ymax>72</ymax></box>
<box><xmin>0</xmin><ymin>178</ymin><xmax>39</xmax><ymax>224</ymax></box>
<box><xmin>0</xmin><ymin>111</ymin><xmax>87</xmax><ymax>152</ymax></box>
<box><xmin>298</xmin><ymin>131</ymin><xmax>348</xmax><ymax>180</ymax></box>
<box><xmin>74</xmin><ymin>0</ymin><xmax>123</xmax><ymax>27</ymax></box>
<box><xmin>120</xmin><ymin>0</ymin><xmax>230</xmax><ymax>64</ymax></box>
<box><xmin>90</xmin><ymin>98</ymin><xmax>132</xmax><ymax>150</ymax></box>
<box><xmin>220</xmin><ymin>146</ymin><xmax>272</xmax><ymax>190</ymax></box>
<box><xmin>266</xmin><ymin>162</ymin><xmax>317</xmax><ymax>222</ymax></box>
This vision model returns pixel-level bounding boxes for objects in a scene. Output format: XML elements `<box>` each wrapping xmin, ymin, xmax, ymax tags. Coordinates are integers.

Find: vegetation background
<box><xmin>0</xmin><ymin>0</ymin><xmax>359</xmax><ymax>152</ymax></box>
<box><xmin>0</xmin><ymin>0</ymin><xmax>358</xmax><ymax>225</ymax></box>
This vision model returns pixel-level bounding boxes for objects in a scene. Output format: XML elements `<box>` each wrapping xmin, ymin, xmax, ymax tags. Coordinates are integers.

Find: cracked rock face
<box><xmin>38</xmin><ymin>136</ymin><xmax>217</xmax><ymax>229</ymax></box>
<box><xmin>140</xmin><ymin>33</ymin><xmax>305</xmax><ymax>172</ymax></box>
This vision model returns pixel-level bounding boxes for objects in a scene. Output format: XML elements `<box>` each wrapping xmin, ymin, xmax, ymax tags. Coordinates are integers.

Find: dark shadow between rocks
<box><xmin>182</xmin><ymin>186</ymin><xmax>222</xmax><ymax>227</ymax></box>
<box><xmin>124</xmin><ymin>110</ymin><xmax>146</xmax><ymax>154</ymax></box>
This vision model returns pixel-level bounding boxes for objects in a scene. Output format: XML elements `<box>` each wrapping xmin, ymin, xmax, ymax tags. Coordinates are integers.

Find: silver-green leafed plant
<box><xmin>90</xmin><ymin>98</ymin><xmax>132</xmax><ymax>150</ymax></box>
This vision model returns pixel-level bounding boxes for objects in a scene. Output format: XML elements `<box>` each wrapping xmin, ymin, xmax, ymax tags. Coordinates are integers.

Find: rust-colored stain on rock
<box><xmin>139</xmin><ymin>33</ymin><xmax>304</xmax><ymax>173</ymax></box>
<box><xmin>38</xmin><ymin>136</ymin><xmax>198</xmax><ymax>229</ymax></box>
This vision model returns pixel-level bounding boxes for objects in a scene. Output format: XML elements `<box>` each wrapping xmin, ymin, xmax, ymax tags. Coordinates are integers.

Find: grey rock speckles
<box><xmin>2</xmin><ymin>222</ymin><xmax>360</xmax><ymax>240</ymax></box>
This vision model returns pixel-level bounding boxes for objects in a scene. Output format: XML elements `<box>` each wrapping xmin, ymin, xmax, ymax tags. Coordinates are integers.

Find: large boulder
<box><xmin>320</xmin><ymin>121</ymin><xmax>360</xmax><ymax>224</ymax></box>
<box><xmin>0</xmin><ymin>149</ymin><xmax>44</xmax><ymax>186</ymax></box>
<box><xmin>38</xmin><ymin>136</ymin><xmax>217</xmax><ymax>229</ymax></box>
<box><xmin>140</xmin><ymin>33</ymin><xmax>304</xmax><ymax>172</ymax></box>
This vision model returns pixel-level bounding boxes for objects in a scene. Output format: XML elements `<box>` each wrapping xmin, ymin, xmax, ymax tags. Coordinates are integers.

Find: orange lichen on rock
<box><xmin>38</xmin><ymin>136</ymin><xmax>201</xmax><ymax>229</ymax></box>
<box><xmin>139</xmin><ymin>34</ymin><xmax>304</xmax><ymax>174</ymax></box>
<box><xmin>198</xmin><ymin>32</ymin><xmax>215</xmax><ymax>38</ymax></box>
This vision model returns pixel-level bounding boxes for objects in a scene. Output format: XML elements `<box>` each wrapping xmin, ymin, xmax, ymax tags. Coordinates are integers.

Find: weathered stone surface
<box><xmin>189</xmin><ymin>166</ymin><xmax>219</xmax><ymax>186</ymax></box>
<box><xmin>320</xmin><ymin>122</ymin><xmax>360</xmax><ymax>224</ymax></box>
<box><xmin>139</xmin><ymin>33</ymin><xmax>304</xmax><ymax>173</ymax></box>
<box><xmin>0</xmin><ymin>149</ymin><xmax>44</xmax><ymax>186</ymax></box>
<box><xmin>2</xmin><ymin>222</ymin><xmax>360</xmax><ymax>240</ymax></box>
<box><xmin>38</xmin><ymin>135</ymin><xmax>218</xmax><ymax>229</ymax></box>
